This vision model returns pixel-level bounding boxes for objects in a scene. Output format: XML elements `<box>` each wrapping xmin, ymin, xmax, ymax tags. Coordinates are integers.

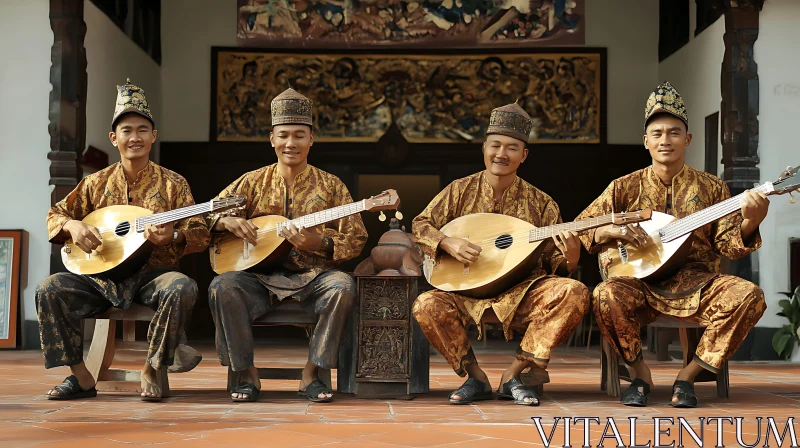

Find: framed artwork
<box><xmin>236</xmin><ymin>0</ymin><xmax>584</xmax><ymax>48</ymax></box>
<box><xmin>211</xmin><ymin>47</ymin><xmax>605</xmax><ymax>144</ymax></box>
<box><xmin>0</xmin><ymin>230</ymin><xmax>22</xmax><ymax>349</ymax></box>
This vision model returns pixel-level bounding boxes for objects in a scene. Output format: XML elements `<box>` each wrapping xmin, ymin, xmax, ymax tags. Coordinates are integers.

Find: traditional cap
<box><xmin>644</xmin><ymin>81</ymin><xmax>688</xmax><ymax>130</ymax></box>
<box><xmin>271</xmin><ymin>88</ymin><xmax>313</xmax><ymax>127</ymax></box>
<box><xmin>111</xmin><ymin>78</ymin><xmax>154</xmax><ymax>130</ymax></box>
<box><xmin>486</xmin><ymin>100</ymin><xmax>532</xmax><ymax>143</ymax></box>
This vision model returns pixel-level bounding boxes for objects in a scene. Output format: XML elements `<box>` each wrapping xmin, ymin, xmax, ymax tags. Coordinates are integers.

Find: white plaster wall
<box><xmin>0</xmin><ymin>0</ymin><xmax>54</xmax><ymax>328</ymax></box>
<box><xmin>159</xmin><ymin>0</ymin><xmax>237</xmax><ymax>142</ymax></box>
<box><xmin>754</xmin><ymin>0</ymin><xmax>800</xmax><ymax>328</ymax></box>
<box><xmin>585</xmin><ymin>0</ymin><xmax>659</xmax><ymax>145</ymax></box>
<box><xmin>84</xmin><ymin>0</ymin><xmax>162</xmax><ymax>164</ymax></box>
<box><xmin>658</xmin><ymin>18</ymin><xmax>725</xmax><ymax>174</ymax></box>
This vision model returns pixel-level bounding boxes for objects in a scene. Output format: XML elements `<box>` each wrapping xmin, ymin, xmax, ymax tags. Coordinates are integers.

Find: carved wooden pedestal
<box><xmin>353</xmin><ymin>276</ymin><xmax>429</xmax><ymax>399</ymax></box>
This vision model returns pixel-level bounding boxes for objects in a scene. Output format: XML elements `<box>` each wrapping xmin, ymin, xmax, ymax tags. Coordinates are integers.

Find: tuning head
<box><xmin>610</xmin><ymin>208</ymin><xmax>652</xmax><ymax>225</ymax></box>
<box><xmin>365</xmin><ymin>189</ymin><xmax>400</xmax><ymax>212</ymax></box>
<box><xmin>212</xmin><ymin>195</ymin><xmax>247</xmax><ymax>212</ymax></box>
<box><xmin>770</xmin><ymin>165</ymin><xmax>800</xmax><ymax>197</ymax></box>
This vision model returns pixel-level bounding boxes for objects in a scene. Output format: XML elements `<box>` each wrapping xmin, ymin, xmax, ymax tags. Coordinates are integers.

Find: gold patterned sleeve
<box><xmin>411</xmin><ymin>183</ymin><xmax>459</xmax><ymax>260</ymax></box>
<box><xmin>170</xmin><ymin>180</ymin><xmax>211</xmax><ymax>258</ymax></box>
<box><xmin>711</xmin><ymin>183</ymin><xmax>762</xmax><ymax>259</ymax></box>
<box><xmin>47</xmin><ymin>177</ymin><xmax>95</xmax><ymax>244</ymax></box>
<box><xmin>205</xmin><ymin>173</ymin><xmax>253</xmax><ymax>230</ymax></box>
<box><xmin>313</xmin><ymin>181</ymin><xmax>368</xmax><ymax>263</ymax></box>
<box><xmin>576</xmin><ymin>181</ymin><xmax>617</xmax><ymax>254</ymax></box>
<box><xmin>539</xmin><ymin>197</ymin><xmax>569</xmax><ymax>275</ymax></box>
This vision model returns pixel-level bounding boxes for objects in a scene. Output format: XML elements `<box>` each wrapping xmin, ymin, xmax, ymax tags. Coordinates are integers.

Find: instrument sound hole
<box><xmin>495</xmin><ymin>234</ymin><xmax>513</xmax><ymax>250</ymax></box>
<box><xmin>115</xmin><ymin>221</ymin><xmax>131</xmax><ymax>237</ymax></box>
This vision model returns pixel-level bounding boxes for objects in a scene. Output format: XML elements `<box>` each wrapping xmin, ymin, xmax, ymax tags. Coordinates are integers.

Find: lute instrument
<box><xmin>210</xmin><ymin>189</ymin><xmax>400</xmax><ymax>274</ymax></box>
<box><xmin>61</xmin><ymin>196</ymin><xmax>246</xmax><ymax>280</ymax></box>
<box><xmin>598</xmin><ymin>165</ymin><xmax>800</xmax><ymax>281</ymax></box>
<box><xmin>424</xmin><ymin>209</ymin><xmax>652</xmax><ymax>299</ymax></box>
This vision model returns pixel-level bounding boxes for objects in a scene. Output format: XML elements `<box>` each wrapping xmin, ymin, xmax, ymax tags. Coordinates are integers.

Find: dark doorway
<box><xmin>705</xmin><ymin>112</ymin><xmax>720</xmax><ymax>176</ymax></box>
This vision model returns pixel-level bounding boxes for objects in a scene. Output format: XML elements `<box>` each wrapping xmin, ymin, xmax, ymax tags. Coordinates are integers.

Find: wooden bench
<box><xmin>600</xmin><ymin>315</ymin><xmax>730</xmax><ymax>398</ymax></box>
<box><xmin>84</xmin><ymin>303</ymin><xmax>169</xmax><ymax>396</ymax></box>
<box><xmin>226</xmin><ymin>299</ymin><xmax>356</xmax><ymax>393</ymax></box>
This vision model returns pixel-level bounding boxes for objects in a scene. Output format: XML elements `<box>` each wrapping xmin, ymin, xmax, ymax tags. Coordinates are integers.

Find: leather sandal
<box><xmin>449</xmin><ymin>377</ymin><xmax>492</xmax><ymax>405</ymax></box>
<box><xmin>231</xmin><ymin>382</ymin><xmax>260</xmax><ymax>403</ymax></box>
<box><xmin>621</xmin><ymin>378</ymin><xmax>651</xmax><ymax>407</ymax></box>
<box><xmin>497</xmin><ymin>377</ymin><xmax>540</xmax><ymax>406</ymax></box>
<box><xmin>298</xmin><ymin>379</ymin><xmax>333</xmax><ymax>403</ymax></box>
<box><xmin>46</xmin><ymin>375</ymin><xmax>97</xmax><ymax>401</ymax></box>
<box><xmin>671</xmin><ymin>380</ymin><xmax>698</xmax><ymax>408</ymax></box>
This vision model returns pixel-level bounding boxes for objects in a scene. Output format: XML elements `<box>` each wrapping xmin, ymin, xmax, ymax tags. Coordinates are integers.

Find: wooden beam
<box><xmin>48</xmin><ymin>0</ymin><xmax>87</xmax><ymax>274</ymax></box>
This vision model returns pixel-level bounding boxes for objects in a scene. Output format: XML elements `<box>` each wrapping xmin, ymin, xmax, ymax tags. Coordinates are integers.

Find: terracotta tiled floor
<box><xmin>1</xmin><ymin>341</ymin><xmax>798</xmax><ymax>447</ymax></box>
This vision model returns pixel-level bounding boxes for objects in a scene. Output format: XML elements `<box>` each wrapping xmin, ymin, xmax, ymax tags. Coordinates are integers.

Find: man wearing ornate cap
<box><xmin>207</xmin><ymin>88</ymin><xmax>368</xmax><ymax>403</ymax></box>
<box><xmin>411</xmin><ymin>101</ymin><xmax>589</xmax><ymax>406</ymax></box>
<box><xmin>37</xmin><ymin>80</ymin><xmax>210</xmax><ymax>401</ymax></box>
<box><xmin>577</xmin><ymin>81</ymin><xmax>769</xmax><ymax>408</ymax></box>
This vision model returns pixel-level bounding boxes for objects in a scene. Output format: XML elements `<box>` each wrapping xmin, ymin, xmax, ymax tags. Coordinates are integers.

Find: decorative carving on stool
<box><xmin>353</xmin><ymin>219</ymin><xmax>429</xmax><ymax>398</ymax></box>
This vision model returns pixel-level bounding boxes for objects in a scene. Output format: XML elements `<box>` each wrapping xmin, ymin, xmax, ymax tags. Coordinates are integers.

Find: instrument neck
<box><xmin>528</xmin><ymin>215</ymin><xmax>613</xmax><ymax>242</ymax></box>
<box><xmin>284</xmin><ymin>201</ymin><xmax>366</xmax><ymax>229</ymax></box>
<box><xmin>660</xmin><ymin>182</ymin><xmax>773</xmax><ymax>242</ymax></box>
<box><xmin>134</xmin><ymin>202</ymin><xmax>212</xmax><ymax>232</ymax></box>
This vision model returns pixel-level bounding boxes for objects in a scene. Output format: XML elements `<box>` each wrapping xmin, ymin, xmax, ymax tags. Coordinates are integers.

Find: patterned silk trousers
<box><xmin>36</xmin><ymin>271</ymin><xmax>197</xmax><ymax>370</ymax></box>
<box><xmin>592</xmin><ymin>275</ymin><xmax>765</xmax><ymax>373</ymax></box>
<box><xmin>413</xmin><ymin>276</ymin><xmax>589</xmax><ymax>376</ymax></box>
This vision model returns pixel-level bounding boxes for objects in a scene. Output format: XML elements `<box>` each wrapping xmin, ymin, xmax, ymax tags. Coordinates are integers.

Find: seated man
<box><xmin>577</xmin><ymin>81</ymin><xmax>769</xmax><ymax>408</ymax></box>
<box><xmin>207</xmin><ymin>88</ymin><xmax>368</xmax><ymax>403</ymax></box>
<box><xmin>37</xmin><ymin>80</ymin><xmax>210</xmax><ymax>401</ymax></box>
<box><xmin>412</xmin><ymin>102</ymin><xmax>590</xmax><ymax>406</ymax></box>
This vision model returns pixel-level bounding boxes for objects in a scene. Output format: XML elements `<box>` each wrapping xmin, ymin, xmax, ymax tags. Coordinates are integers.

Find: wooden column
<box><xmin>720</xmin><ymin>0</ymin><xmax>763</xmax><ymax>282</ymax></box>
<box><xmin>48</xmin><ymin>0</ymin><xmax>87</xmax><ymax>274</ymax></box>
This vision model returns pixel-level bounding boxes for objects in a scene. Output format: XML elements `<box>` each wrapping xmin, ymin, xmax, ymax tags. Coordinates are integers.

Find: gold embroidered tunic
<box><xmin>412</xmin><ymin>171</ymin><xmax>568</xmax><ymax>328</ymax></box>
<box><xmin>47</xmin><ymin>161</ymin><xmax>211</xmax><ymax>271</ymax></box>
<box><xmin>208</xmin><ymin>163</ymin><xmax>368</xmax><ymax>292</ymax></box>
<box><xmin>577</xmin><ymin>164</ymin><xmax>761</xmax><ymax>317</ymax></box>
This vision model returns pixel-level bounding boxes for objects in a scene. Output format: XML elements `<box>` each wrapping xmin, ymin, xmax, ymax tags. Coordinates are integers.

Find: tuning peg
<box><xmin>395</xmin><ymin>211</ymin><xmax>403</xmax><ymax>220</ymax></box>
<box><xmin>379</xmin><ymin>211</ymin><xmax>386</xmax><ymax>222</ymax></box>
<box><xmin>790</xmin><ymin>192</ymin><xmax>797</xmax><ymax>204</ymax></box>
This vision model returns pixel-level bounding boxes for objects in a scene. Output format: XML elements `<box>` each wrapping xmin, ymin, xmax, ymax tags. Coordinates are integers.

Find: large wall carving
<box><xmin>236</xmin><ymin>0</ymin><xmax>584</xmax><ymax>48</ymax></box>
<box><xmin>212</xmin><ymin>48</ymin><xmax>604</xmax><ymax>144</ymax></box>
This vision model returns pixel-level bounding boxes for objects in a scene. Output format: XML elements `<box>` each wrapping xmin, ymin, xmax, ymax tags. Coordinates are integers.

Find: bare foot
<box><xmin>300</xmin><ymin>362</ymin><xmax>331</xmax><ymax>400</ymax></box>
<box><xmin>140</xmin><ymin>362</ymin><xmax>162</xmax><ymax>400</ymax></box>
<box><xmin>231</xmin><ymin>366</ymin><xmax>261</xmax><ymax>400</ymax></box>
<box><xmin>47</xmin><ymin>362</ymin><xmax>95</xmax><ymax>397</ymax></box>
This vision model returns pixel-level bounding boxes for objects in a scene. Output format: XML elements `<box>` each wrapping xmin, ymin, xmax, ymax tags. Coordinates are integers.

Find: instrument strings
<box><xmin>455</xmin><ymin>215</ymin><xmax>614</xmax><ymax>248</ymax></box>
<box><xmin>87</xmin><ymin>202</ymin><xmax>214</xmax><ymax>235</ymax></box>
<box><xmin>249</xmin><ymin>203</ymin><xmax>365</xmax><ymax>237</ymax></box>
<box><xmin>660</xmin><ymin>183</ymin><xmax>771</xmax><ymax>242</ymax></box>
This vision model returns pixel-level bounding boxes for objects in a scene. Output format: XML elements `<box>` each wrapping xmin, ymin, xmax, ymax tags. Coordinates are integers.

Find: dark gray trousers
<box><xmin>208</xmin><ymin>270</ymin><xmax>355</xmax><ymax>371</ymax></box>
